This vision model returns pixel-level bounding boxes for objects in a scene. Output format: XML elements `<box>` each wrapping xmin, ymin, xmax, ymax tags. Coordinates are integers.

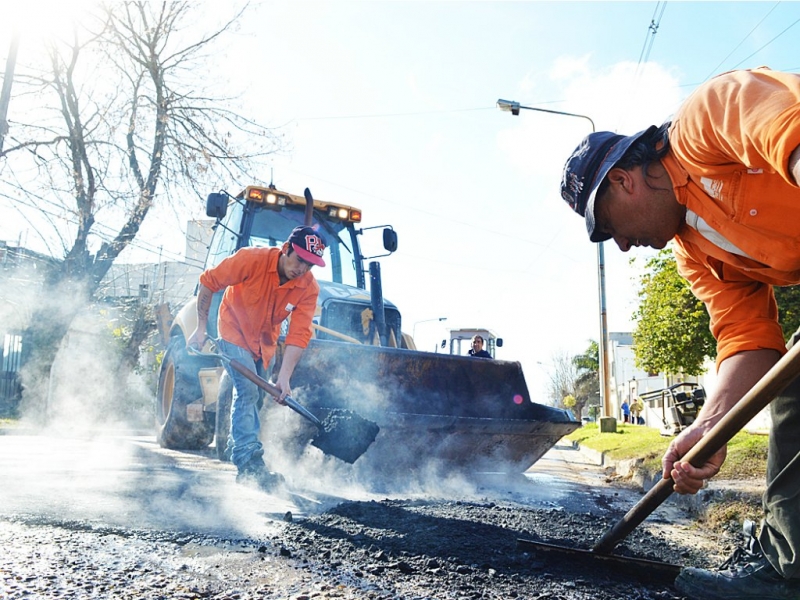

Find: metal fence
<box><xmin>0</xmin><ymin>331</ymin><xmax>23</xmax><ymax>414</ymax></box>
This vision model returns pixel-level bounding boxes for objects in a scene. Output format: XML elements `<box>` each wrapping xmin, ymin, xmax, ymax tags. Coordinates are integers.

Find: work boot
<box><xmin>675</xmin><ymin>521</ymin><xmax>800</xmax><ymax>600</ymax></box>
<box><xmin>235</xmin><ymin>457</ymin><xmax>286</xmax><ymax>492</ymax></box>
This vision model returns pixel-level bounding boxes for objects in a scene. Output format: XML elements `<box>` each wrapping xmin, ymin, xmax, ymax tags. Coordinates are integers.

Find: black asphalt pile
<box><xmin>278</xmin><ymin>498</ymin><xmax>741</xmax><ymax>599</ymax></box>
<box><xmin>1</xmin><ymin>498</ymin><xmax>746</xmax><ymax>599</ymax></box>
<box><xmin>311</xmin><ymin>409</ymin><xmax>380</xmax><ymax>464</ymax></box>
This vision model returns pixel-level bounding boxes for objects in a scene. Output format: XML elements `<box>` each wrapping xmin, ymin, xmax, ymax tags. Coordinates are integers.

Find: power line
<box><xmin>636</xmin><ymin>2</ymin><xmax>667</xmax><ymax>73</ymax></box>
<box><xmin>730</xmin><ymin>15</ymin><xmax>800</xmax><ymax>71</ymax></box>
<box><xmin>0</xmin><ymin>194</ymin><xmax>202</xmax><ymax>266</ymax></box>
<box><xmin>703</xmin><ymin>2</ymin><xmax>782</xmax><ymax>81</ymax></box>
<box><xmin>294</xmin><ymin>106</ymin><xmax>494</xmax><ymax>122</ymax></box>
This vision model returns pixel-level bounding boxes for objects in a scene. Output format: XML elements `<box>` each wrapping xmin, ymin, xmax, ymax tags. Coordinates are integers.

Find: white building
<box><xmin>607</xmin><ymin>331</ymin><xmax>770</xmax><ymax>434</ymax></box>
<box><xmin>98</xmin><ymin>220</ymin><xmax>215</xmax><ymax>312</ymax></box>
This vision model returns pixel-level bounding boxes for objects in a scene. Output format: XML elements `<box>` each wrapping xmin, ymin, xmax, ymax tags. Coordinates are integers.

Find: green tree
<box><xmin>632</xmin><ymin>249</ymin><xmax>715</xmax><ymax>376</ymax></box>
<box><xmin>572</xmin><ymin>340</ymin><xmax>600</xmax><ymax>419</ymax></box>
<box><xmin>775</xmin><ymin>285</ymin><xmax>800</xmax><ymax>342</ymax></box>
<box><xmin>633</xmin><ymin>251</ymin><xmax>800</xmax><ymax>377</ymax></box>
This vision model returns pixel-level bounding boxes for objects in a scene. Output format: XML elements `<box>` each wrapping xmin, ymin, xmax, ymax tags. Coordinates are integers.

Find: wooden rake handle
<box><xmin>593</xmin><ymin>340</ymin><xmax>800</xmax><ymax>555</ymax></box>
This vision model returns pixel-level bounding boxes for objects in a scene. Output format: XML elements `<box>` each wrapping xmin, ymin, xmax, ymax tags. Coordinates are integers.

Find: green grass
<box><xmin>566</xmin><ymin>423</ymin><xmax>768</xmax><ymax>479</ymax></box>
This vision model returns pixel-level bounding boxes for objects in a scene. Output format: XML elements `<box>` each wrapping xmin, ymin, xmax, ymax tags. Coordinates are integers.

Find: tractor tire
<box><xmin>155</xmin><ymin>336</ymin><xmax>214</xmax><ymax>450</ymax></box>
<box><xmin>215</xmin><ymin>369</ymin><xmax>233</xmax><ymax>462</ymax></box>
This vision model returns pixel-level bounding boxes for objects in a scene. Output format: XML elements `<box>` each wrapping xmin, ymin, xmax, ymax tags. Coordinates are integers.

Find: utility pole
<box><xmin>0</xmin><ymin>29</ymin><xmax>20</xmax><ymax>154</ymax></box>
<box><xmin>496</xmin><ymin>99</ymin><xmax>613</xmax><ymax>420</ymax></box>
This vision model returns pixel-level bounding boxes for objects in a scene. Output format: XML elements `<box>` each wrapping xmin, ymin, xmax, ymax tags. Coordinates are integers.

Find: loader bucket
<box><xmin>287</xmin><ymin>339</ymin><xmax>580</xmax><ymax>474</ymax></box>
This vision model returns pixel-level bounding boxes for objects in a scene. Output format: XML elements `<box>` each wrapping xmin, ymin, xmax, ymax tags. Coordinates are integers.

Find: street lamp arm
<box><xmin>496</xmin><ymin>99</ymin><xmax>596</xmax><ymax>132</ymax></box>
<box><xmin>412</xmin><ymin>317</ymin><xmax>447</xmax><ymax>340</ymax></box>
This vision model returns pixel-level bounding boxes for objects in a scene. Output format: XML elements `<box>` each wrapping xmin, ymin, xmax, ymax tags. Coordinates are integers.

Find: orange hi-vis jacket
<box><xmin>664</xmin><ymin>67</ymin><xmax>800</xmax><ymax>366</ymax></box>
<box><xmin>199</xmin><ymin>247</ymin><xmax>319</xmax><ymax>363</ymax></box>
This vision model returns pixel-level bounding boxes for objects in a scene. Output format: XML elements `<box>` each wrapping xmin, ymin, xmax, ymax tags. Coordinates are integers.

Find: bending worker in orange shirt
<box><xmin>188</xmin><ymin>226</ymin><xmax>327</xmax><ymax>491</ymax></box>
<box><xmin>560</xmin><ymin>67</ymin><xmax>800</xmax><ymax>599</ymax></box>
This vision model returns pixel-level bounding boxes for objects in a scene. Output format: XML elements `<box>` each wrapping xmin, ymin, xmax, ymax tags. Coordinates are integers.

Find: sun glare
<box><xmin>4</xmin><ymin>0</ymin><xmax>96</xmax><ymax>43</ymax></box>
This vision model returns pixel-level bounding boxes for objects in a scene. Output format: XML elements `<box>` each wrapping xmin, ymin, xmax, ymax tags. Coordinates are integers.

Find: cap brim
<box><xmin>292</xmin><ymin>242</ymin><xmax>326</xmax><ymax>267</ymax></box>
<box><xmin>584</xmin><ymin>126</ymin><xmax>656</xmax><ymax>243</ymax></box>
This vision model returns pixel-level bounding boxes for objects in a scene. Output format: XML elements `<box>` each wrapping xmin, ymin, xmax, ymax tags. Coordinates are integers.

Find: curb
<box><xmin>573</xmin><ymin>444</ymin><xmax>764</xmax><ymax>515</ymax></box>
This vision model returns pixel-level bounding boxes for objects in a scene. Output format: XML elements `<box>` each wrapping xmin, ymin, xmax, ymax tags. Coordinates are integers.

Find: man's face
<box><xmin>471</xmin><ymin>338</ymin><xmax>484</xmax><ymax>352</ymax></box>
<box><xmin>593</xmin><ymin>166</ymin><xmax>684</xmax><ymax>252</ymax></box>
<box><xmin>283</xmin><ymin>250</ymin><xmax>314</xmax><ymax>280</ymax></box>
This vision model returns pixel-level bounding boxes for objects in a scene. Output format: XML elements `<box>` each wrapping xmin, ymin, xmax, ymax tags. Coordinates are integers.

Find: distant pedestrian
<box><xmin>621</xmin><ymin>400</ymin><xmax>630</xmax><ymax>424</ymax></box>
<box><xmin>630</xmin><ymin>398</ymin><xmax>643</xmax><ymax>425</ymax></box>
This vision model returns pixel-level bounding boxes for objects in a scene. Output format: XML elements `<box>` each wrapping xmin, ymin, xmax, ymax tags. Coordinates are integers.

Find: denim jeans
<box><xmin>216</xmin><ymin>338</ymin><xmax>265</xmax><ymax>471</ymax></box>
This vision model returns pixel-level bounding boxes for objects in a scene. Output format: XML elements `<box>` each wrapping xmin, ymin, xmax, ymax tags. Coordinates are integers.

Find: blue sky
<box><xmin>3</xmin><ymin>1</ymin><xmax>800</xmax><ymax>398</ymax></box>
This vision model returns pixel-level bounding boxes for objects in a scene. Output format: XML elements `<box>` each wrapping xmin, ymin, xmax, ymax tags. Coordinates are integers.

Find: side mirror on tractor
<box><xmin>383</xmin><ymin>228</ymin><xmax>398</xmax><ymax>253</ymax></box>
<box><xmin>206</xmin><ymin>192</ymin><xmax>228</xmax><ymax>219</ymax></box>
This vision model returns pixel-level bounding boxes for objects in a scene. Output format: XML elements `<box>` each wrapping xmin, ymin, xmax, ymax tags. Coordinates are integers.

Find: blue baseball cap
<box><xmin>560</xmin><ymin>126</ymin><xmax>656</xmax><ymax>242</ymax></box>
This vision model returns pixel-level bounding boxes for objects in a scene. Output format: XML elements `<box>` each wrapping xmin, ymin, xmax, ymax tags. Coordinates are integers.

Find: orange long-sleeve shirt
<box><xmin>664</xmin><ymin>67</ymin><xmax>800</xmax><ymax>366</ymax></box>
<box><xmin>199</xmin><ymin>247</ymin><xmax>319</xmax><ymax>362</ymax></box>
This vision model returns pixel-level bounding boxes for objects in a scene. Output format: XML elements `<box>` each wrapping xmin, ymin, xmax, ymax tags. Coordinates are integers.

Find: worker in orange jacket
<box><xmin>560</xmin><ymin>67</ymin><xmax>800</xmax><ymax>599</ymax></box>
<box><xmin>188</xmin><ymin>225</ymin><xmax>326</xmax><ymax>490</ymax></box>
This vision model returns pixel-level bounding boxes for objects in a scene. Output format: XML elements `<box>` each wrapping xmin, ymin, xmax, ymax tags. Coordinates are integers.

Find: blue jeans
<box><xmin>216</xmin><ymin>338</ymin><xmax>265</xmax><ymax>471</ymax></box>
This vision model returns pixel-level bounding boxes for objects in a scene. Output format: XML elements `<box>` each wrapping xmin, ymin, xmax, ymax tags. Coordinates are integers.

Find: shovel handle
<box><xmin>281</xmin><ymin>395</ymin><xmax>324</xmax><ymax>428</ymax></box>
<box><xmin>593</xmin><ymin>340</ymin><xmax>800</xmax><ymax>555</ymax></box>
<box><xmin>230</xmin><ymin>360</ymin><xmax>324</xmax><ymax>428</ymax></box>
<box><xmin>188</xmin><ymin>347</ymin><xmax>324</xmax><ymax>430</ymax></box>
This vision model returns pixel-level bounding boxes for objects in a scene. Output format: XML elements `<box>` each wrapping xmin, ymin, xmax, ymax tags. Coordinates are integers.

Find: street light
<box><xmin>496</xmin><ymin>98</ymin><xmax>612</xmax><ymax>420</ymax></box>
<box><xmin>412</xmin><ymin>317</ymin><xmax>447</xmax><ymax>341</ymax></box>
<box><xmin>496</xmin><ymin>99</ymin><xmax>596</xmax><ymax>131</ymax></box>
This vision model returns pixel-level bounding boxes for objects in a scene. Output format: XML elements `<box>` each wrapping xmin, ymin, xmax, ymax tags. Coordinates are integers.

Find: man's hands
<box><xmin>272</xmin><ymin>372</ymin><xmax>292</xmax><ymax>404</ymax></box>
<box><xmin>186</xmin><ymin>328</ymin><xmax>207</xmax><ymax>351</ymax></box>
<box><xmin>662</xmin><ymin>425</ymin><xmax>727</xmax><ymax>494</ymax></box>
<box><xmin>271</xmin><ymin>344</ymin><xmax>304</xmax><ymax>404</ymax></box>
<box><xmin>659</xmin><ymin>349</ymin><xmax>779</xmax><ymax>495</ymax></box>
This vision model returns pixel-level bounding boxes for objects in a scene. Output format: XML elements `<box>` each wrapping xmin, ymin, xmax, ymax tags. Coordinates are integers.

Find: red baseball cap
<box><xmin>288</xmin><ymin>226</ymin><xmax>327</xmax><ymax>267</ymax></box>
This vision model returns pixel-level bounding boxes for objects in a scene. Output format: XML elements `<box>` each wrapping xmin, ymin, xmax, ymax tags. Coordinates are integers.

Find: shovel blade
<box><xmin>311</xmin><ymin>409</ymin><xmax>380</xmax><ymax>464</ymax></box>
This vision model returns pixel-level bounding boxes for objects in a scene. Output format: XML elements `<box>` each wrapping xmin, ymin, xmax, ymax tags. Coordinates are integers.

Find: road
<box><xmin>0</xmin><ymin>430</ymin><xmax>726</xmax><ymax>599</ymax></box>
<box><xmin>0</xmin><ymin>430</ymin><xmax>649</xmax><ymax>533</ymax></box>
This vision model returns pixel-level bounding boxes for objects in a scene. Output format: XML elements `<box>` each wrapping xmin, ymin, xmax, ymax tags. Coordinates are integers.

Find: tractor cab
<box><xmin>445</xmin><ymin>328</ymin><xmax>503</xmax><ymax>358</ymax></box>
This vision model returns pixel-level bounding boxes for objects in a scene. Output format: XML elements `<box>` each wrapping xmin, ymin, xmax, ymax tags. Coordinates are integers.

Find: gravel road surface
<box><xmin>0</xmin><ymin>431</ymin><xmax>747</xmax><ymax>599</ymax></box>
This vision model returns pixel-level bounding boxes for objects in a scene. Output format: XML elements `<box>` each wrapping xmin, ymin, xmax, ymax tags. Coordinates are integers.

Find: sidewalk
<box><xmin>551</xmin><ymin>440</ymin><xmax>765</xmax><ymax>516</ymax></box>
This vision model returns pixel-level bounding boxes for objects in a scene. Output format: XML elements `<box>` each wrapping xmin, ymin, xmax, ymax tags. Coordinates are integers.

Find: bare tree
<box><xmin>0</xmin><ymin>1</ymin><xmax>282</xmax><ymax>412</ymax></box>
<box><xmin>544</xmin><ymin>351</ymin><xmax>579</xmax><ymax>408</ymax></box>
<box><xmin>544</xmin><ymin>341</ymin><xmax>599</xmax><ymax>419</ymax></box>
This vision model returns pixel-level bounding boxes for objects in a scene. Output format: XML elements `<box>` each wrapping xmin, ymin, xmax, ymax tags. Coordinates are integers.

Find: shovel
<box><xmin>192</xmin><ymin>348</ymin><xmax>380</xmax><ymax>464</ymax></box>
<box><xmin>518</xmin><ymin>338</ymin><xmax>800</xmax><ymax>569</ymax></box>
